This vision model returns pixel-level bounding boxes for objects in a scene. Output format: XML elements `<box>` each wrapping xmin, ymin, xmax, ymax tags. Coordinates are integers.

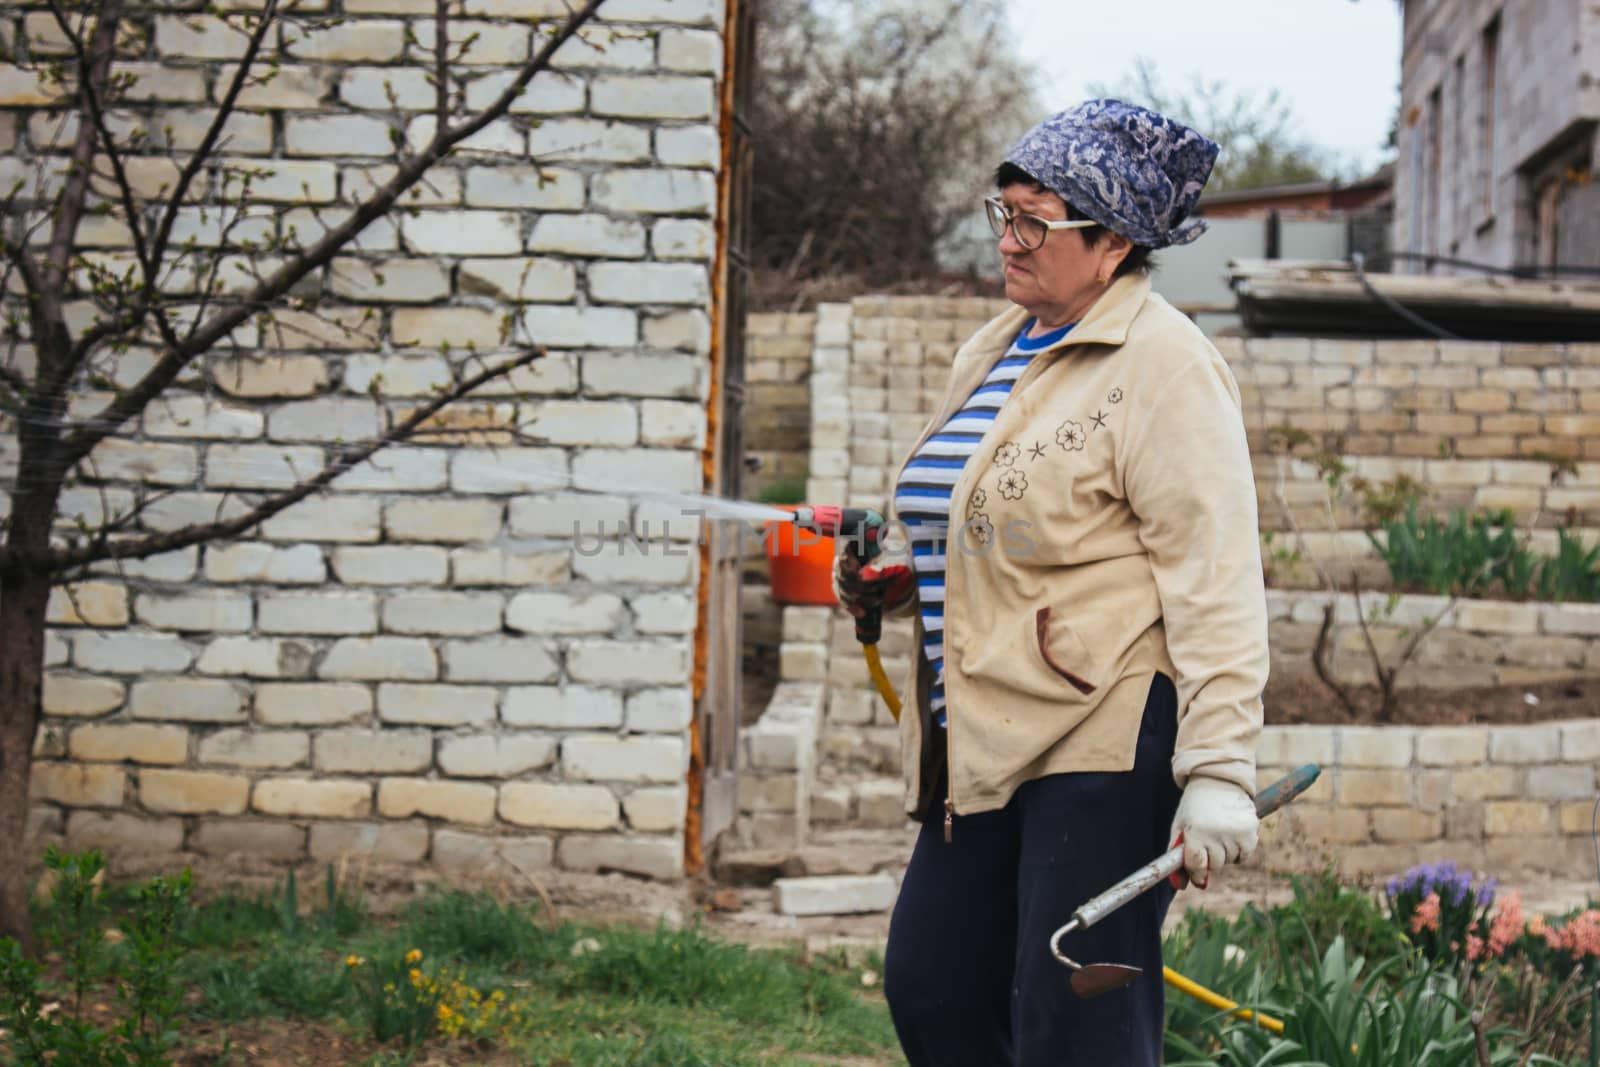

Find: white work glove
<box><xmin>1168</xmin><ymin>776</ymin><xmax>1259</xmax><ymax>890</ymax></box>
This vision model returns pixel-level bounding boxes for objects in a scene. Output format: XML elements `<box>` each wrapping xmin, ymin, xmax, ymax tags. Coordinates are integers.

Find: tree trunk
<box><xmin>0</xmin><ymin>568</ymin><xmax>50</xmax><ymax>953</ymax></box>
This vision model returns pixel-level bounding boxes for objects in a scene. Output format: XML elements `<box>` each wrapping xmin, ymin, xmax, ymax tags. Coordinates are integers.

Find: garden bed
<box><xmin>1265</xmin><ymin>675</ymin><xmax>1597</xmax><ymax>726</ymax></box>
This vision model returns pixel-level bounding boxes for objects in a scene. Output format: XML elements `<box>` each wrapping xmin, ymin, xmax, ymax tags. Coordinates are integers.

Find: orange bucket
<box><xmin>764</xmin><ymin>507</ymin><xmax>838</xmax><ymax>606</ymax></box>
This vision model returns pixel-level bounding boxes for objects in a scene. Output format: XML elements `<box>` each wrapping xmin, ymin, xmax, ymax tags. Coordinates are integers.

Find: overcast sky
<box><xmin>1007</xmin><ymin>0</ymin><xmax>1403</xmax><ymax>178</ymax></box>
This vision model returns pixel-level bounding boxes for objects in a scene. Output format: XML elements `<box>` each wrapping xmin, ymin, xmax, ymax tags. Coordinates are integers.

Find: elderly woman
<box><xmin>835</xmin><ymin>99</ymin><xmax>1270</xmax><ymax>1066</ymax></box>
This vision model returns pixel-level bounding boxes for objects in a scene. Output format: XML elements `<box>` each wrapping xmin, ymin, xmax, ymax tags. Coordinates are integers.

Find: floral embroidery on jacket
<box><xmin>998</xmin><ymin>469</ymin><xmax>1029</xmax><ymax>500</ymax></box>
<box><xmin>994</xmin><ymin>442</ymin><xmax>1021</xmax><ymax>467</ymax></box>
<box><xmin>1107</xmin><ymin>387</ymin><xmax>1123</xmax><ymax>404</ymax></box>
<box><xmin>968</xmin><ymin>488</ymin><xmax>987</xmax><ymax>515</ymax></box>
<box><xmin>1055</xmin><ymin>420</ymin><xmax>1086</xmax><ymax>452</ymax></box>
<box><xmin>968</xmin><ymin>513</ymin><xmax>993</xmax><ymax>544</ymax></box>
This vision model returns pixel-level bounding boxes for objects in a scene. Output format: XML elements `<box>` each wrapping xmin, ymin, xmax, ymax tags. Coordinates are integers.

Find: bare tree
<box><xmin>750</xmin><ymin>0</ymin><xmax>1037</xmax><ymax>294</ymax></box>
<box><xmin>1091</xmin><ymin>57</ymin><xmax>1343</xmax><ymax>191</ymax></box>
<box><xmin>0</xmin><ymin>0</ymin><xmax>609</xmax><ymax>952</ymax></box>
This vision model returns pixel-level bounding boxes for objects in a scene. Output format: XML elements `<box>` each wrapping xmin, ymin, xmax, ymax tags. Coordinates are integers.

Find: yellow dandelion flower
<box><xmin>409</xmin><ymin>968</ymin><xmax>421</xmax><ymax>983</ymax></box>
<box><xmin>345</xmin><ymin>955</ymin><xmax>363</xmax><ymax>968</ymax></box>
<box><xmin>405</xmin><ymin>948</ymin><xmax>423</xmax><ymax>964</ymax></box>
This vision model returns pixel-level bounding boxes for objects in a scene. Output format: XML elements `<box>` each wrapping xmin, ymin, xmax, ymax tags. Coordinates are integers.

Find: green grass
<box><xmin>139</xmin><ymin>875</ymin><xmax>895</xmax><ymax>1065</ymax></box>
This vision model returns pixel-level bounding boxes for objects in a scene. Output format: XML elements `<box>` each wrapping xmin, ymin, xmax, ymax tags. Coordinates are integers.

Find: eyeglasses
<box><xmin>984</xmin><ymin>196</ymin><xmax>1096</xmax><ymax>251</ymax></box>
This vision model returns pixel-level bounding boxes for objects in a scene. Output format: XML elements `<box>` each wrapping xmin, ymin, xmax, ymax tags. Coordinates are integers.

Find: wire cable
<box><xmin>1349</xmin><ymin>252</ymin><xmax>1465</xmax><ymax>342</ymax></box>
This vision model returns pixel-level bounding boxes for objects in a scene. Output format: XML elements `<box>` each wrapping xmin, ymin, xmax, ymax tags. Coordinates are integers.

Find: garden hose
<box><xmin>863</xmin><ymin>643</ymin><xmax>902</xmax><ymax>723</ymax></box>
<box><xmin>1162</xmin><ymin>966</ymin><xmax>1285</xmax><ymax>1034</ymax></box>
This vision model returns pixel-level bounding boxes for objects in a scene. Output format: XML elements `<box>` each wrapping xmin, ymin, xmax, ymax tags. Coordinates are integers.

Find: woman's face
<box><xmin>996</xmin><ymin>184</ymin><xmax>1131</xmax><ymax>329</ymax></box>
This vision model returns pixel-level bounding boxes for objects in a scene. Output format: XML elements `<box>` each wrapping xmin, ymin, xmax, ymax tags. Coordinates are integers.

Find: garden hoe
<box><xmin>1048</xmin><ymin>763</ymin><xmax>1322</xmax><ymax>1016</ymax></box>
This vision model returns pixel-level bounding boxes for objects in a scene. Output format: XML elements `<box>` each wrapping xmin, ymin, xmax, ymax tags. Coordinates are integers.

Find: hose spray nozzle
<box><xmin>790</xmin><ymin>505</ymin><xmax>889</xmax><ymax>644</ymax></box>
<box><xmin>790</xmin><ymin>505</ymin><xmax>885</xmax><ymax>563</ymax></box>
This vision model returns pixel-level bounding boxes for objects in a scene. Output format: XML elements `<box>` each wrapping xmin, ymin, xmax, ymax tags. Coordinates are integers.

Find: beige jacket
<box><xmin>887</xmin><ymin>273</ymin><xmax>1268</xmax><ymax>818</ymax></box>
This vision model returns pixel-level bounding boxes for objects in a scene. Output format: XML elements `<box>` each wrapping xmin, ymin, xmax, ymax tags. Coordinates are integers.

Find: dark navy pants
<box><xmin>883</xmin><ymin>674</ymin><xmax>1183</xmax><ymax>1067</ymax></box>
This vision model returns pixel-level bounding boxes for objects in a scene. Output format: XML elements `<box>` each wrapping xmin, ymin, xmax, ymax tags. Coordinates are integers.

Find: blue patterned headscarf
<box><xmin>1004</xmin><ymin>99</ymin><xmax>1220</xmax><ymax>249</ymax></box>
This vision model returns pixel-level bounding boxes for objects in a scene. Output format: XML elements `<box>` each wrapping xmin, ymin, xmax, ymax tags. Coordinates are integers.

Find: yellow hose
<box><xmin>861</xmin><ymin>644</ymin><xmax>1279</xmax><ymax>1034</ymax></box>
<box><xmin>862</xmin><ymin>643</ymin><xmax>901</xmax><ymax>722</ymax></box>
<box><xmin>1163</xmin><ymin>967</ymin><xmax>1285</xmax><ymax>1034</ymax></box>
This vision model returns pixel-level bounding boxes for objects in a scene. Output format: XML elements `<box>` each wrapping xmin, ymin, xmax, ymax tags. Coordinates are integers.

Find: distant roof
<box><xmin>1200</xmin><ymin>163</ymin><xmax>1395</xmax><ymax>210</ymax></box>
<box><xmin>1228</xmin><ymin>259</ymin><xmax>1600</xmax><ymax>340</ymax></box>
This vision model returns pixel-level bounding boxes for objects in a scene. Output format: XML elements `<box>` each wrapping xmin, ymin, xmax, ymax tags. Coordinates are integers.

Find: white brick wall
<box><xmin>21</xmin><ymin>1</ymin><xmax>726</xmax><ymax>879</ymax></box>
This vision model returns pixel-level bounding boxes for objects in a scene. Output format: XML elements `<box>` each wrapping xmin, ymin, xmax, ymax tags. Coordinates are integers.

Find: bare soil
<box><xmin>1265</xmin><ymin>675</ymin><xmax>1598</xmax><ymax>726</ymax></box>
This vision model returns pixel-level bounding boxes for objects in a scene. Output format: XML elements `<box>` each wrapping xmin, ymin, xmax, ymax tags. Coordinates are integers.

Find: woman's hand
<box><xmin>1168</xmin><ymin>776</ymin><xmax>1258</xmax><ymax>890</ymax></box>
<box><xmin>832</xmin><ymin>553</ymin><xmax>915</xmax><ymax>619</ymax></box>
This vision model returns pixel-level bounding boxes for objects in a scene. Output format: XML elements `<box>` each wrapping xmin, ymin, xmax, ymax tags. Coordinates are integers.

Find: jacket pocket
<box><xmin>1034</xmin><ymin>606</ymin><xmax>1097</xmax><ymax>696</ymax></box>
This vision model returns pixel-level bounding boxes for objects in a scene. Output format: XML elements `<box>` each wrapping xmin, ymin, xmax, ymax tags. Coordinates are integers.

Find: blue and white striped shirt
<box><xmin>893</xmin><ymin>320</ymin><xmax>1072</xmax><ymax>726</ymax></box>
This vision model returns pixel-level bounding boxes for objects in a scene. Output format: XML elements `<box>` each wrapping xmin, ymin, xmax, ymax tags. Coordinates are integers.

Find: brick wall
<box><xmin>8</xmin><ymin>0</ymin><xmax>728</xmax><ymax>879</ymax></box>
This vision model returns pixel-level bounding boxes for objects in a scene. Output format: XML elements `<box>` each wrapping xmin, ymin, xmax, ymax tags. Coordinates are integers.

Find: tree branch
<box><xmin>42</xmin><ymin>0</ymin><xmax>124</xmax><ymax>301</ymax></box>
<box><xmin>35</xmin><ymin>348</ymin><xmax>549</xmax><ymax>574</ymax></box>
<box><xmin>147</xmin><ymin>1</ymin><xmax>280</xmax><ymax>275</ymax></box>
<box><xmin>434</xmin><ymin>0</ymin><xmax>450</xmax><ymax>132</ymax></box>
<box><xmin>55</xmin><ymin>0</ymin><xmax>608</xmax><ymax>473</ymax></box>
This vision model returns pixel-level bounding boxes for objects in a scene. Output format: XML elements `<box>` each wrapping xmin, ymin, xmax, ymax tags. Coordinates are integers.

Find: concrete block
<box><xmin>258</xmin><ymin>593</ymin><xmax>379</xmax><ymax>636</ymax></box>
<box><xmin>506</xmin><ymin>592</ymin><xmax>627</xmax><ymax>635</ymax></box>
<box><xmin>631</xmin><ymin>593</ymin><xmax>696</xmax><ymax>635</ymax></box>
<box><xmin>438</xmin><ymin>735</ymin><xmax>556</xmax><ymax>778</ymax></box>
<box><xmin>591</xmin><ymin>76</ymin><xmax>714</xmax><ymax>120</ymax></box>
<box><xmin>214</xmin><ymin>356</ymin><xmax>332</xmax><ymax>399</ymax></box>
<box><xmin>622</xmin><ymin>786</ymin><xmax>686</xmax><ymax>832</ymax></box>
<box><xmin>855</xmin><ymin>779</ymin><xmax>907</xmax><ymax>827</ymax></box>
<box><xmin>320</xmin><ymin>637</ymin><xmax>438</xmax><ymax>681</ymax></box>
<box><xmin>139</xmin><ymin>769</ymin><xmax>249</xmax><ymax>815</ymax></box>
<box><xmin>1370</xmin><ymin>808</ymin><xmax>1443</xmax><ymax>843</ymax></box>
<box><xmin>31</xmin><ymin>762</ymin><xmax>127</xmax><ymax>807</ymax></box>
<box><xmin>384</xmin><ymin>499</ymin><xmax>503</xmax><ymax>544</ymax></box>
<box><xmin>192</xmin><ymin>819</ymin><xmax>307</xmax><ymax>861</ymax></box>
<box><xmin>1416</xmin><ymin>726</ymin><xmax>1488</xmax><ymax>766</ymax></box>
<box><xmin>197</xmin><ymin>637</ymin><xmax>312</xmax><ymax>679</ymax></box>
<box><xmin>377</xmin><ymin>683</ymin><xmax>497</xmax><ymax>727</ymax></box>
<box><xmin>314</xmin><ymin>729</ymin><xmax>434</xmax><ymax>774</ymax></box>
<box><xmin>773</xmin><ymin>875</ymin><xmax>897</xmax><ymax>916</ymax></box>
<box><xmin>129</xmin><ymin>679</ymin><xmax>246</xmax><ymax>723</ymax></box>
<box><xmin>197</xmin><ymin>729</ymin><xmax>310</xmax><ymax>769</ymax></box>
<box><xmin>204</xmin><ymin>542</ymin><xmax>326</xmax><ymax>583</ymax></box>
<box><xmin>738</xmin><ymin>773</ymin><xmax>801</xmax><ymax>814</ymax></box>
<box><xmin>43</xmin><ymin>676</ymin><xmax>126</xmax><ymax>718</ymax></box>
<box><xmin>504</xmin><ymin>685</ymin><xmax>624</xmax><ymax>729</ymax></box>
<box><xmin>1524</xmin><ymin>765</ymin><xmax>1597</xmax><ymax>800</ymax></box>
<box><xmin>563</xmin><ymin>735</ymin><xmax>686</xmax><ymax>784</ymax></box>
<box><xmin>1452</xmin><ymin>766</ymin><xmax>1521</xmax><ymax>801</ymax></box>
<box><xmin>255</xmin><ymin>683</ymin><xmax>371</xmax><ymax>726</ymax></box>
<box><xmin>556</xmin><ymin>834</ymin><xmax>683</xmax><ymax>879</ymax></box>
<box><xmin>65</xmin><ymin>812</ymin><xmax>184</xmax><ymax>854</ymax></box>
<box><xmin>462</xmin><ymin>168</ymin><xmax>586</xmax><ymax>211</ymax></box>
<box><xmin>500</xmin><ymin>782</ymin><xmax>620</xmax><ymax>830</ymax></box>
<box><xmin>1484</xmin><ymin>801</ymin><xmax>1553</xmax><ymax>837</ymax></box>
<box><xmin>1488</xmin><ymin>725</ymin><xmax>1560</xmax><ymax>763</ymax></box>
<box><xmin>1560</xmin><ymin>720</ymin><xmax>1600</xmax><ymax>762</ymax></box>
<box><xmin>639</xmin><ymin>400</ymin><xmax>705</xmax><ymax>446</ymax></box>
<box><xmin>253</xmin><ymin>777</ymin><xmax>372</xmax><ymax>819</ymax></box>
<box><xmin>47</xmin><ymin>582</ymin><xmax>131</xmax><ymax>627</ymax></box>
<box><xmin>309</xmin><ymin>821</ymin><xmax>431</xmax><ymax>864</ymax></box>
<box><xmin>1335</xmin><ymin>769</ymin><xmax>1411</xmax><ymax>807</ymax></box>
<box><xmin>134</xmin><ymin>592</ymin><xmax>252</xmax><ymax>633</ymax></box>
<box><xmin>69</xmin><ymin>724</ymin><xmax>189</xmax><ymax>765</ymax></box>
<box><xmin>382</xmin><ymin>593</ymin><xmax>503</xmax><ymax>636</ymax></box>
<box><xmin>377</xmin><ymin>778</ymin><xmax>497</xmax><ymax>825</ymax></box>
<box><xmin>334</xmin><ymin>449</ymin><xmax>449</xmax><ymax>492</ymax></box>
<box><xmin>262</xmin><ymin>495</ymin><xmax>387</xmax><ymax>543</ymax></box>
<box><xmin>331</xmin><ymin>546</ymin><xmax>449</xmax><ymax>586</ymax></box>
<box><xmin>75</xmin><ymin>632</ymin><xmax>194</xmax><ymax>674</ymax></box>
<box><xmin>441</xmin><ymin>639</ymin><xmax>560</xmax><ymax>683</ymax></box>
<box><xmin>624</xmin><ymin>688</ymin><xmax>692</xmax><ymax>732</ymax></box>
<box><xmin>451</xmin><ymin>548</ymin><xmax>569</xmax><ymax>586</ymax></box>
<box><xmin>567</xmin><ymin>640</ymin><xmax>690</xmax><ymax>685</ymax></box>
